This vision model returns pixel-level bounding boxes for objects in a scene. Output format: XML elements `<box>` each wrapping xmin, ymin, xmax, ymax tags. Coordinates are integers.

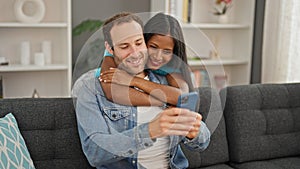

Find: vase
<box><xmin>217</xmin><ymin>14</ymin><xmax>229</xmax><ymax>24</ymax></box>
<box><xmin>42</xmin><ymin>41</ymin><xmax>52</xmax><ymax>64</ymax></box>
<box><xmin>14</xmin><ymin>0</ymin><xmax>45</xmax><ymax>23</ymax></box>
<box><xmin>34</xmin><ymin>52</ymin><xmax>45</xmax><ymax>66</ymax></box>
<box><xmin>20</xmin><ymin>41</ymin><xmax>30</xmax><ymax>65</ymax></box>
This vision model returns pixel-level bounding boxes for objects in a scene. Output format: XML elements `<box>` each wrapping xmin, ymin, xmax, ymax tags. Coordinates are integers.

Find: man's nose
<box><xmin>129</xmin><ymin>46</ymin><xmax>140</xmax><ymax>57</ymax></box>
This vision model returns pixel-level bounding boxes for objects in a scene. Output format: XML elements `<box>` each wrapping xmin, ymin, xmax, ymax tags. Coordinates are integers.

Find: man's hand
<box><xmin>100</xmin><ymin>68</ymin><xmax>133</xmax><ymax>86</ymax></box>
<box><xmin>149</xmin><ymin>108</ymin><xmax>202</xmax><ymax>139</ymax></box>
<box><xmin>186</xmin><ymin>113</ymin><xmax>202</xmax><ymax>139</ymax></box>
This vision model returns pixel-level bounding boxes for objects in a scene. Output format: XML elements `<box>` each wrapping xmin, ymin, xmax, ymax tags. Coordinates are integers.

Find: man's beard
<box><xmin>116</xmin><ymin>51</ymin><xmax>148</xmax><ymax>75</ymax></box>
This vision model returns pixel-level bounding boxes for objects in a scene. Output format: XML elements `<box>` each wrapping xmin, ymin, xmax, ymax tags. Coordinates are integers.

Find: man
<box><xmin>73</xmin><ymin>12</ymin><xmax>210</xmax><ymax>169</ymax></box>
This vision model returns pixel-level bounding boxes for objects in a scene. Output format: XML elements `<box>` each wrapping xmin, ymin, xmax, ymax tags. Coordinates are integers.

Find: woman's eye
<box><xmin>149</xmin><ymin>45</ymin><xmax>157</xmax><ymax>49</ymax></box>
<box><xmin>163</xmin><ymin>50</ymin><xmax>172</xmax><ymax>55</ymax></box>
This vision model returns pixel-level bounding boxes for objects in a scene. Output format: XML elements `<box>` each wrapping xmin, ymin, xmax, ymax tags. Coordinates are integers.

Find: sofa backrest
<box><xmin>221</xmin><ymin>83</ymin><xmax>300</xmax><ymax>163</ymax></box>
<box><xmin>181</xmin><ymin>87</ymin><xmax>229</xmax><ymax>168</ymax></box>
<box><xmin>0</xmin><ymin>98</ymin><xmax>94</xmax><ymax>169</ymax></box>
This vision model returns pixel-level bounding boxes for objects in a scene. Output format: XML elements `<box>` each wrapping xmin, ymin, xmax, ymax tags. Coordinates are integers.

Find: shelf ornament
<box><xmin>213</xmin><ymin>0</ymin><xmax>233</xmax><ymax>23</ymax></box>
<box><xmin>20</xmin><ymin>41</ymin><xmax>30</xmax><ymax>65</ymax></box>
<box><xmin>14</xmin><ymin>0</ymin><xmax>46</xmax><ymax>23</ymax></box>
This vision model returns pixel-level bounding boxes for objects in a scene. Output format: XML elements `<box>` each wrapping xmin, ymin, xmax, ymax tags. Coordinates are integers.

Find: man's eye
<box><xmin>120</xmin><ymin>45</ymin><xmax>128</xmax><ymax>49</ymax></box>
<box><xmin>136</xmin><ymin>41</ymin><xmax>144</xmax><ymax>46</ymax></box>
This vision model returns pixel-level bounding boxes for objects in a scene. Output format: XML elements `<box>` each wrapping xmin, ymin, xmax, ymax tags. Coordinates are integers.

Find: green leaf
<box><xmin>72</xmin><ymin>19</ymin><xmax>103</xmax><ymax>36</ymax></box>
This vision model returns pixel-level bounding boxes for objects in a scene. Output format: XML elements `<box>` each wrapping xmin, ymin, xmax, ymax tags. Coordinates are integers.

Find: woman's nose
<box><xmin>153</xmin><ymin>49</ymin><xmax>163</xmax><ymax>60</ymax></box>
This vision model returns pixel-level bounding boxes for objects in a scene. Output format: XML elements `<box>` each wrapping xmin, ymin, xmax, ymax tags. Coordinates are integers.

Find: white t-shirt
<box><xmin>137</xmin><ymin>106</ymin><xmax>170</xmax><ymax>169</ymax></box>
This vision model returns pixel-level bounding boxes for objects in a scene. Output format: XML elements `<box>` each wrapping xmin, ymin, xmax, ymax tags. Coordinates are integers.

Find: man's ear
<box><xmin>105</xmin><ymin>41</ymin><xmax>114</xmax><ymax>55</ymax></box>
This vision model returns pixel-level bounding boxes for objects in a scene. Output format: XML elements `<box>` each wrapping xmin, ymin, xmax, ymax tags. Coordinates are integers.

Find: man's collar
<box><xmin>145</xmin><ymin>70</ymin><xmax>161</xmax><ymax>84</ymax></box>
<box><xmin>135</xmin><ymin>71</ymin><xmax>147</xmax><ymax>79</ymax></box>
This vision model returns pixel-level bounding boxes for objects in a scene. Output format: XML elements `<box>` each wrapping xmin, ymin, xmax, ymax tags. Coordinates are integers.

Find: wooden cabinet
<box><xmin>151</xmin><ymin>0</ymin><xmax>255</xmax><ymax>88</ymax></box>
<box><xmin>0</xmin><ymin>0</ymin><xmax>71</xmax><ymax>98</ymax></box>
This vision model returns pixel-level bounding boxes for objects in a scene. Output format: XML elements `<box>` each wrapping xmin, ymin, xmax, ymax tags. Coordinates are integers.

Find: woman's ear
<box><xmin>105</xmin><ymin>41</ymin><xmax>114</xmax><ymax>55</ymax></box>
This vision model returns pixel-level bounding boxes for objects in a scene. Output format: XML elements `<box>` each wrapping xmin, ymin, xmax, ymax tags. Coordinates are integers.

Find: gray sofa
<box><xmin>182</xmin><ymin>83</ymin><xmax>300</xmax><ymax>169</ymax></box>
<box><xmin>0</xmin><ymin>83</ymin><xmax>299</xmax><ymax>169</ymax></box>
<box><xmin>220</xmin><ymin>83</ymin><xmax>300</xmax><ymax>169</ymax></box>
<box><xmin>0</xmin><ymin>98</ymin><xmax>93</xmax><ymax>169</ymax></box>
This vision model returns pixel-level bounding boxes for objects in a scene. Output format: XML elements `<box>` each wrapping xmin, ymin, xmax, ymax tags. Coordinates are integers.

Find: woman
<box><xmin>100</xmin><ymin>13</ymin><xmax>196</xmax><ymax>107</ymax></box>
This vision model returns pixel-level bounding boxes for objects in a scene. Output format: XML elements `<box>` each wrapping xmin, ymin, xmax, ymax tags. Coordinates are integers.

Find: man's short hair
<box><xmin>102</xmin><ymin>12</ymin><xmax>144</xmax><ymax>48</ymax></box>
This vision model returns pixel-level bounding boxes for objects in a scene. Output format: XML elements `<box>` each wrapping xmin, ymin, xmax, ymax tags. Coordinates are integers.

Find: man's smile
<box><xmin>125</xmin><ymin>55</ymin><xmax>145</xmax><ymax>67</ymax></box>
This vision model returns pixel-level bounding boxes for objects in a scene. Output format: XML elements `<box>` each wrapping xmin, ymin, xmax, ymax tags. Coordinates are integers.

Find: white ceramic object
<box><xmin>217</xmin><ymin>14</ymin><xmax>229</xmax><ymax>24</ymax></box>
<box><xmin>42</xmin><ymin>40</ymin><xmax>52</xmax><ymax>64</ymax></box>
<box><xmin>34</xmin><ymin>52</ymin><xmax>45</xmax><ymax>66</ymax></box>
<box><xmin>14</xmin><ymin>0</ymin><xmax>46</xmax><ymax>23</ymax></box>
<box><xmin>20</xmin><ymin>41</ymin><xmax>30</xmax><ymax>65</ymax></box>
<box><xmin>0</xmin><ymin>57</ymin><xmax>6</xmax><ymax>63</ymax></box>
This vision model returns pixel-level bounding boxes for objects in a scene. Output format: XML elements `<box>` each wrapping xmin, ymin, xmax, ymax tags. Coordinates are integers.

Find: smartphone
<box><xmin>176</xmin><ymin>92</ymin><xmax>199</xmax><ymax>111</ymax></box>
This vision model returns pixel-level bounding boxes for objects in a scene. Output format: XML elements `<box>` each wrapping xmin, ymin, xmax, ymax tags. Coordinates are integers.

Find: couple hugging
<box><xmin>73</xmin><ymin>12</ymin><xmax>210</xmax><ymax>169</ymax></box>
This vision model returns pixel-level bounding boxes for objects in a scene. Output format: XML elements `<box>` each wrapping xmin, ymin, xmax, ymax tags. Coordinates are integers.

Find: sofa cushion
<box><xmin>198</xmin><ymin>164</ymin><xmax>234</xmax><ymax>169</ymax></box>
<box><xmin>221</xmin><ymin>83</ymin><xmax>300</xmax><ymax>163</ymax></box>
<box><xmin>0</xmin><ymin>98</ymin><xmax>94</xmax><ymax>169</ymax></box>
<box><xmin>230</xmin><ymin>157</ymin><xmax>300</xmax><ymax>169</ymax></box>
<box><xmin>181</xmin><ymin>87</ymin><xmax>229</xmax><ymax>168</ymax></box>
<box><xmin>0</xmin><ymin>113</ymin><xmax>35</xmax><ymax>169</ymax></box>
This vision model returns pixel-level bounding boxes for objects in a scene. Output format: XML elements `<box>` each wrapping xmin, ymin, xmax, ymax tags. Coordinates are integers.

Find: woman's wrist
<box><xmin>130</xmin><ymin>76</ymin><xmax>140</xmax><ymax>87</ymax></box>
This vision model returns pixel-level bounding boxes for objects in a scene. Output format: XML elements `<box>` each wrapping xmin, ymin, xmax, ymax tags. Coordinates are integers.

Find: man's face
<box><xmin>109</xmin><ymin>21</ymin><xmax>148</xmax><ymax>75</ymax></box>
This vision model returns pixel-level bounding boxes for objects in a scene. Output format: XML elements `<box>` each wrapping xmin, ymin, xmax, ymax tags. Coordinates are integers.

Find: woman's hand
<box><xmin>100</xmin><ymin>68</ymin><xmax>134</xmax><ymax>86</ymax></box>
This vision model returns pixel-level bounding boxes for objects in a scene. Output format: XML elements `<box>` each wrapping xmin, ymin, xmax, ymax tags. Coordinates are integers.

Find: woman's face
<box><xmin>146</xmin><ymin>34</ymin><xmax>174</xmax><ymax>70</ymax></box>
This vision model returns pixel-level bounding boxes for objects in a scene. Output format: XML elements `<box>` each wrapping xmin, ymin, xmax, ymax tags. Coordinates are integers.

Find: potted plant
<box><xmin>72</xmin><ymin>19</ymin><xmax>103</xmax><ymax>36</ymax></box>
<box><xmin>72</xmin><ymin>19</ymin><xmax>104</xmax><ymax>83</ymax></box>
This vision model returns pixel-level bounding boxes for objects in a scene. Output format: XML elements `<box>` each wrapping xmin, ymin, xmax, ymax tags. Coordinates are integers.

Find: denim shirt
<box><xmin>72</xmin><ymin>69</ymin><xmax>210</xmax><ymax>169</ymax></box>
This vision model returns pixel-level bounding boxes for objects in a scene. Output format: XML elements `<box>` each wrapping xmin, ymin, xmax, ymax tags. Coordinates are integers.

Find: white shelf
<box><xmin>0</xmin><ymin>0</ymin><xmax>72</xmax><ymax>98</ymax></box>
<box><xmin>181</xmin><ymin>23</ymin><xmax>250</xmax><ymax>29</ymax></box>
<box><xmin>0</xmin><ymin>22</ymin><xmax>68</xmax><ymax>28</ymax></box>
<box><xmin>0</xmin><ymin>64</ymin><xmax>68</xmax><ymax>72</ymax></box>
<box><xmin>188</xmin><ymin>59</ymin><xmax>248</xmax><ymax>66</ymax></box>
<box><xmin>151</xmin><ymin>0</ymin><xmax>255</xmax><ymax>86</ymax></box>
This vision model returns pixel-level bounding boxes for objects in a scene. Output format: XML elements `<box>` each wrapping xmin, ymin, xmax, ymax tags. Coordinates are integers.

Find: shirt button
<box><xmin>133</xmin><ymin>114</ymin><xmax>136</xmax><ymax>117</ymax></box>
<box><xmin>144</xmin><ymin>143</ymin><xmax>149</xmax><ymax>147</ymax></box>
<box><xmin>132</xmin><ymin>160</ymin><xmax>136</xmax><ymax>164</ymax></box>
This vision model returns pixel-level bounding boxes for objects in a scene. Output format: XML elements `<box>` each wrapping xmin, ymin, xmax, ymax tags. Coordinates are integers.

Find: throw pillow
<box><xmin>0</xmin><ymin>113</ymin><xmax>35</xmax><ymax>169</ymax></box>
